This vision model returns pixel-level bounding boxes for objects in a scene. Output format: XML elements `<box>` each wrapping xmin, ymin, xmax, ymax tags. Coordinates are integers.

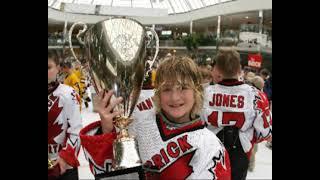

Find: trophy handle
<box><xmin>145</xmin><ymin>27</ymin><xmax>159</xmax><ymax>76</ymax></box>
<box><xmin>68</xmin><ymin>22</ymin><xmax>88</xmax><ymax>65</ymax></box>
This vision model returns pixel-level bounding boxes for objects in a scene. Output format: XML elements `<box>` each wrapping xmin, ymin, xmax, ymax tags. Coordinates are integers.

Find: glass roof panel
<box><xmin>163</xmin><ymin>0</ymin><xmax>174</xmax><ymax>14</ymax></box>
<box><xmin>170</xmin><ymin>0</ymin><xmax>183</xmax><ymax>13</ymax></box>
<box><xmin>51</xmin><ymin>0</ymin><xmax>62</xmax><ymax>9</ymax></box>
<box><xmin>204</xmin><ymin>0</ymin><xmax>215</xmax><ymax>6</ymax></box>
<box><xmin>112</xmin><ymin>0</ymin><xmax>132</xmax><ymax>7</ymax></box>
<box><xmin>74</xmin><ymin>0</ymin><xmax>91</xmax><ymax>4</ymax></box>
<box><xmin>177</xmin><ymin>0</ymin><xmax>189</xmax><ymax>12</ymax></box>
<box><xmin>48</xmin><ymin>0</ymin><xmax>55</xmax><ymax>6</ymax></box>
<box><xmin>152</xmin><ymin>0</ymin><xmax>168</xmax><ymax>9</ymax></box>
<box><xmin>133</xmin><ymin>0</ymin><xmax>152</xmax><ymax>8</ymax></box>
<box><xmin>92</xmin><ymin>0</ymin><xmax>112</xmax><ymax>5</ymax></box>
<box><xmin>48</xmin><ymin>0</ymin><xmax>234</xmax><ymax>14</ymax></box>
<box><xmin>187</xmin><ymin>0</ymin><xmax>201</xmax><ymax>9</ymax></box>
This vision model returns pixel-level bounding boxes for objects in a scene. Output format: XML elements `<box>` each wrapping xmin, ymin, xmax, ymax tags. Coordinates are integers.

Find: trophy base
<box><xmin>95</xmin><ymin>165</ymin><xmax>145</xmax><ymax>180</ymax></box>
<box><xmin>112</xmin><ymin>137</ymin><xmax>142</xmax><ymax>171</ymax></box>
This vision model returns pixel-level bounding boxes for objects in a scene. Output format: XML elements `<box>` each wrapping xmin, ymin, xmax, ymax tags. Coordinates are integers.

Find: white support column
<box><xmin>258</xmin><ymin>10</ymin><xmax>263</xmax><ymax>51</ymax></box>
<box><xmin>217</xmin><ymin>15</ymin><xmax>221</xmax><ymax>39</ymax></box>
<box><xmin>259</xmin><ymin>10</ymin><xmax>263</xmax><ymax>34</ymax></box>
<box><xmin>190</xmin><ymin>20</ymin><xmax>193</xmax><ymax>34</ymax></box>
<box><xmin>63</xmin><ymin>19</ymin><xmax>68</xmax><ymax>43</ymax></box>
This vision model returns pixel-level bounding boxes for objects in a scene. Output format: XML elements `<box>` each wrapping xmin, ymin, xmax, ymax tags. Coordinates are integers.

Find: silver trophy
<box><xmin>69</xmin><ymin>17</ymin><xmax>159</xmax><ymax>171</ymax></box>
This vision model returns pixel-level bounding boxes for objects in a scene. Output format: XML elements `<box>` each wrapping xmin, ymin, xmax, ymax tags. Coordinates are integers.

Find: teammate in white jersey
<box><xmin>80</xmin><ymin>56</ymin><xmax>231</xmax><ymax>179</ymax></box>
<box><xmin>48</xmin><ymin>50</ymin><xmax>82</xmax><ymax>179</ymax></box>
<box><xmin>202</xmin><ymin>49</ymin><xmax>272</xmax><ymax>180</ymax></box>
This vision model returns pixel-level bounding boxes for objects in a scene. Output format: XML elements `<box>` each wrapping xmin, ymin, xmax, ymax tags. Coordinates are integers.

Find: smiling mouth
<box><xmin>169</xmin><ymin>104</ymin><xmax>184</xmax><ymax>108</ymax></box>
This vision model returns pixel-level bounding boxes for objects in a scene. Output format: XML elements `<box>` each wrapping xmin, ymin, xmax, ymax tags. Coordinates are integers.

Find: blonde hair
<box><xmin>153</xmin><ymin>56</ymin><xmax>203</xmax><ymax>118</ymax></box>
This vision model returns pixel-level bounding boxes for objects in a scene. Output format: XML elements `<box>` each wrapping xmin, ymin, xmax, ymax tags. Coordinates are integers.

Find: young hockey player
<box><xmin>80</xmin><ymin>56</ymin><xmax>231</xmax><ymax>179</ymax></box>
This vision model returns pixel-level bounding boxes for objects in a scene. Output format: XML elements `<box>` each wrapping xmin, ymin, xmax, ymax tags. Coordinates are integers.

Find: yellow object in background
<box><xmin>151</xmin><ymin>69</ymin><xmax>156</xmax><ymax>87</ymax></box>
<box><xmin>64</xmin><ymin>72</ymin><xmax>82</xmax><ymax>111</ymax></box>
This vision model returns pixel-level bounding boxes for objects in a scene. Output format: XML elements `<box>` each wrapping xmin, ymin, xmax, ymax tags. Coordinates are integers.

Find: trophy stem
<box><xmin>114</xmin><ymin>117</ymin><xmax>133</xmax><ymax>134</ymax></box>
<box><xmin>119</xmin><ymin>128</ymin><xmax>129</xmax><ymax>139</ymax></box>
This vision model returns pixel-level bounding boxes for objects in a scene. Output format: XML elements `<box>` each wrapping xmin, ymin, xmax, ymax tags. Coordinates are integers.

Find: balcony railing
<box><xmin>48</xmin><ymin>36</ymin><xmax>82</xmax><ymax>46</ymax></box>
<box><xmin>48</xmin><ymin>30</ymin><xmax>271</xmax><ymax>51</ymax></box>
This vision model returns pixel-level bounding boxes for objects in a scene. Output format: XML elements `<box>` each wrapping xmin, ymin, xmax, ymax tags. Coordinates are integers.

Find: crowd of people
<box><xmin>48</xmin><ymin>47</ymin><xmax>272</xmax><ymax>180</ymax></box>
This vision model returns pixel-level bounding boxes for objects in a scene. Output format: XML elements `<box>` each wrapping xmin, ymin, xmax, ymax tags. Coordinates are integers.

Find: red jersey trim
<box><xmin>156</xmin><ymin>113</ymin><xmax>206</xmax><ymax>141</ymax></box>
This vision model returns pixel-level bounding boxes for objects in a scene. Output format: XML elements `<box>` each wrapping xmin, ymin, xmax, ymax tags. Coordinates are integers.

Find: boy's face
<box><xmin>160</xmin><ymin>83</ymin><xmax>195</xmax><ymax>123</ymax></box>
<box><xmin>48</xmin><ymin>59</ymin><xmax>59</xmax><ymax>82</ymax></box>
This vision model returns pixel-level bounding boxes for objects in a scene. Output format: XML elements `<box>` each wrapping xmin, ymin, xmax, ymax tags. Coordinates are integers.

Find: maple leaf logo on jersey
<box><xmin>254</xmin><ymin>90</ymin><xmax>269</xmax><ymax>113</ymax></box>
<box><xmin>48</xmin><ymin>94</ymin><xmax>64</xmax><ymax>144</ymax></box>
<box><xmin>253</xmin><ymin>90</ymin><xmax>272</xmax><ymax>140</ymax></box>
<box><xmin>254</xmin><ymin>91</ymin><xmax>272</xmax><ymax>125</ymax></box>
<box><xmin>208</xmin><ymin>150</ymin><xmax>230</xmax><ymax>180</ymax></box>
<box><xmin>146</xmin><ymin>150</ymin><xmax>196</xmax><ymax>180</ymax></box>
<box><xmin>83</xmin><ymin>148</ymin><xmax>113</xmax><ymax>175</ymax></box>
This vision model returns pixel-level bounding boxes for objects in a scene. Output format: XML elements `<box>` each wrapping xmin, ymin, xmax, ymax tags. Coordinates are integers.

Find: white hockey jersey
<box><xmin>135</xmin><ymin>89</ymin><xmax>155</xmax><ymax>112</ymax></box>
<box><xmin>48</xmin><ymin>83</ymin><xmax>82</xmax><ymax>167</ymax></box>
<box><xmin>201</xmin><ymin>79</ymin><xmax>272</xmax><ymax>155</ymax></box>
<box><xmin>80</xmin><ymin>104</ymin><xmax>231</xmax><ymax>179</ymax></box>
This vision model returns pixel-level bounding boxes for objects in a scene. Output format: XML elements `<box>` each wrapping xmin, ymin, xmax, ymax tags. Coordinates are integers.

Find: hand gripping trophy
<box><xmin>68</xmin><ymin>17</ymin><xmax>159</xmax><ymax>171</ymax></box>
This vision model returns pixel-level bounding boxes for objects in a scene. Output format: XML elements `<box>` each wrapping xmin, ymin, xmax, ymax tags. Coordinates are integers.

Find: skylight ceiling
<box><xmin>48</xmin><ymin>0</ymin><xmax>233</xmax><ymax>15</ymax></box>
